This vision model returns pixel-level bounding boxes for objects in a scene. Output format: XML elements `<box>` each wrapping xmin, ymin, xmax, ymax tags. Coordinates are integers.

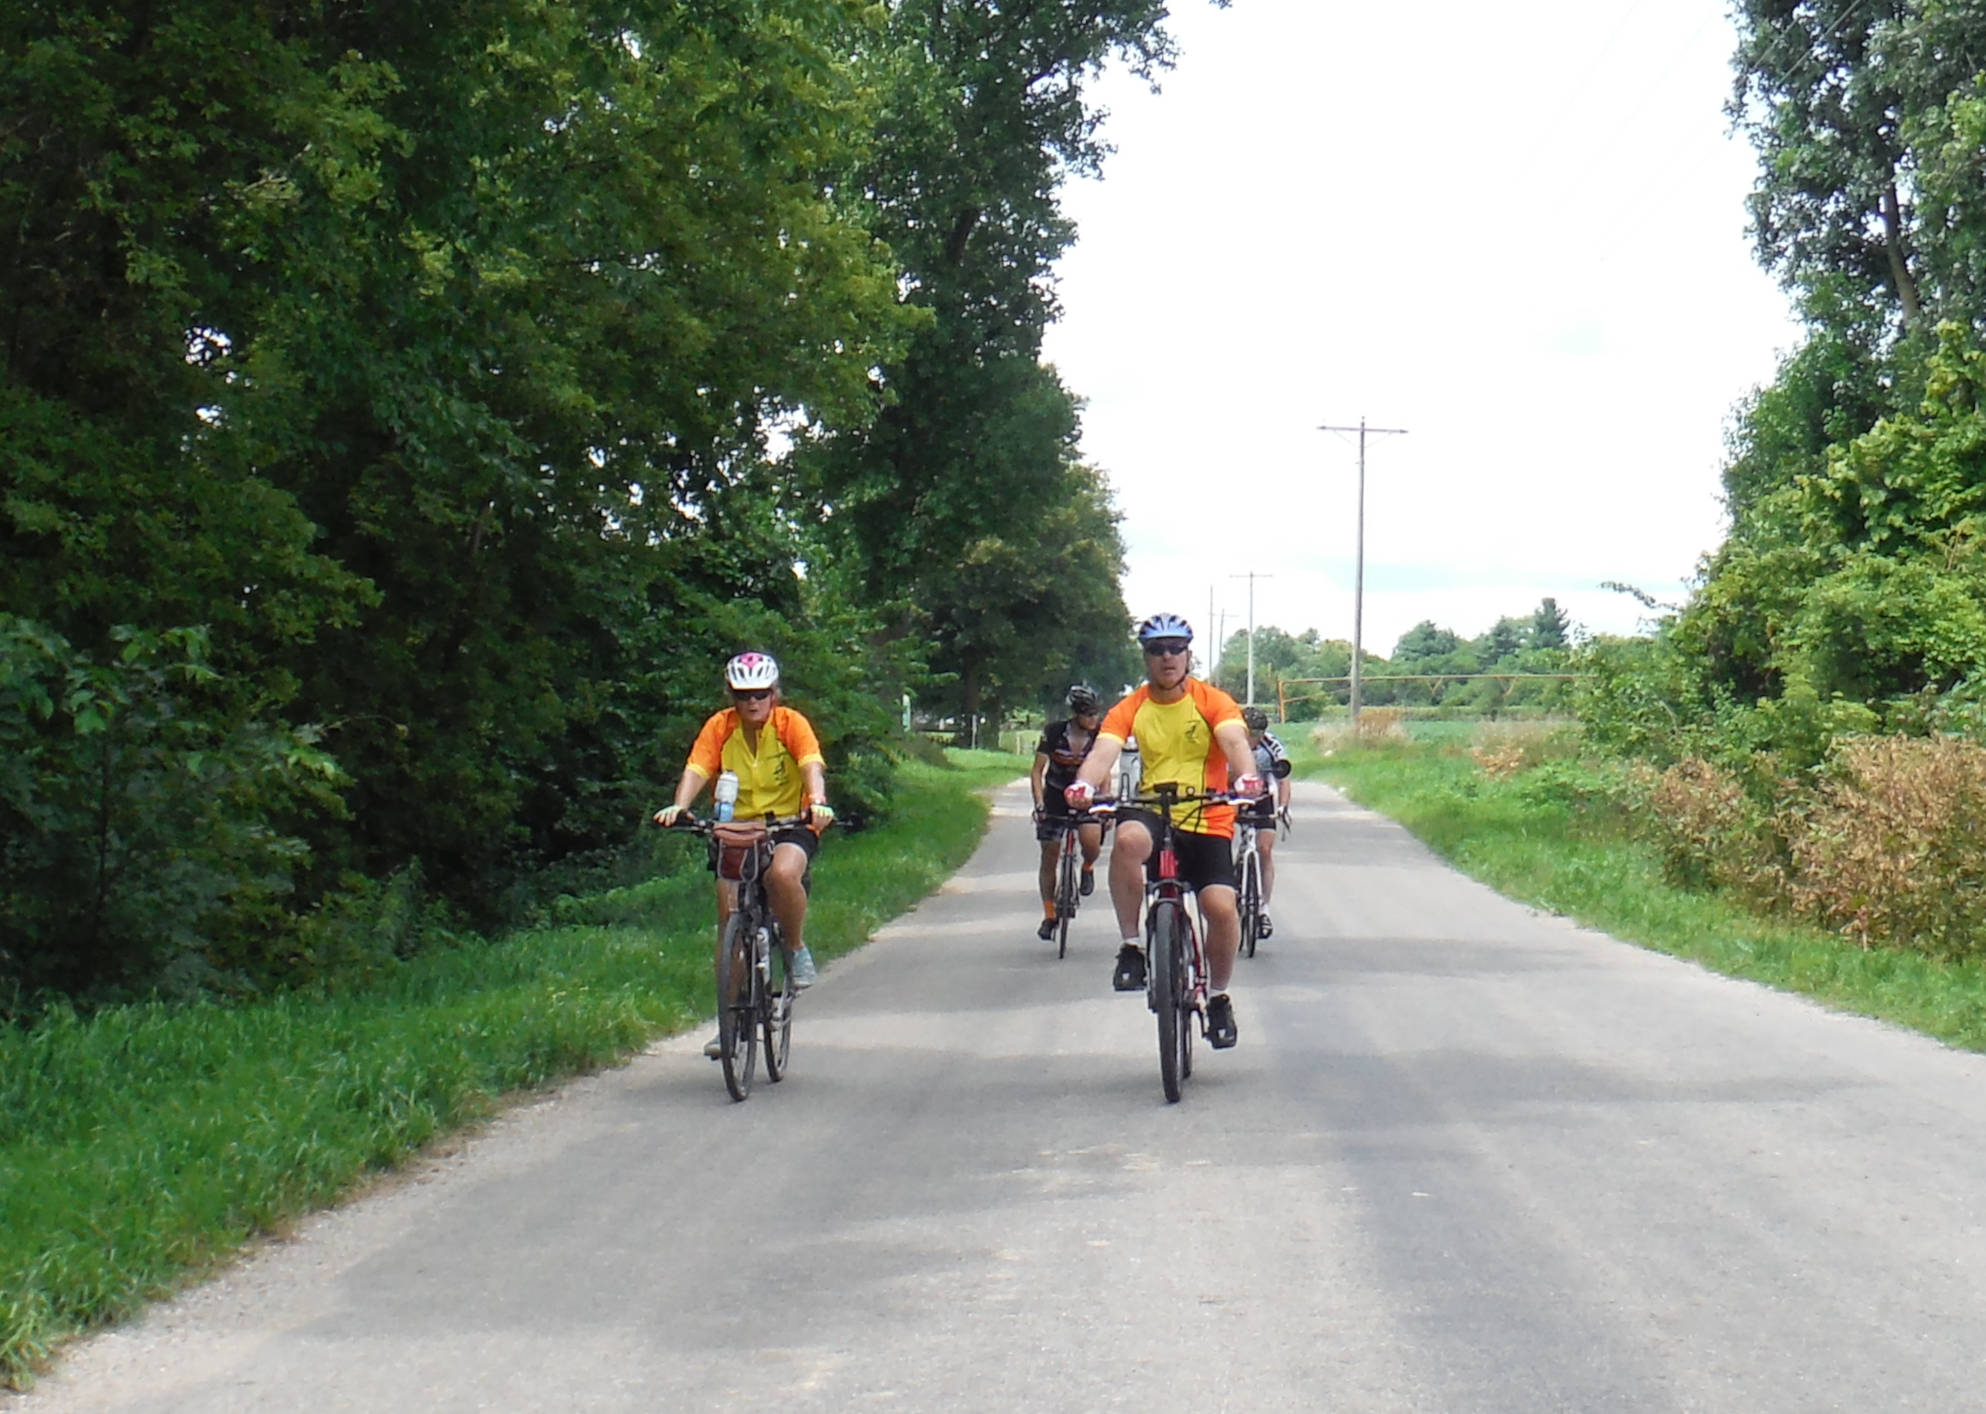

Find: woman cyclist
<box><xmin>654</xmin><ymin>652</ymin><xmax>834</xmax><ymax>1059</ymax></box>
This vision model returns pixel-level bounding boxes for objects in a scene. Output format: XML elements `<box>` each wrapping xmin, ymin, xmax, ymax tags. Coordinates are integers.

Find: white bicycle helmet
<box><xmin>1135</xmin><ymin>612</ymin><xmax>1194</xmax><ymax>645</ymax></box>
<box><xmin>724</xmin><ymin>651</ymin><xmax>780</xmax><ymax>690</ymax></box>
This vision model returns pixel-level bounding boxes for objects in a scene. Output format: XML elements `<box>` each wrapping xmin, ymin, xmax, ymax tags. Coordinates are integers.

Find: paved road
<box><xmin>18</xmin><ymin>779</ymin><xmax>1986</xmax><ymax>1412</ymax></box>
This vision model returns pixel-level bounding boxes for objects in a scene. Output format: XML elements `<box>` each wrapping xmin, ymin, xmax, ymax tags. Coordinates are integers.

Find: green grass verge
<box><xmin>0</xmin><ymin>750</ymin><xmax>1027</xmax><ymax>1388</ymax></box>
<box><xmin>1288</xmin><ymin>727</ymin><xmax>1986</xmax><ymax>1055</ymax></box>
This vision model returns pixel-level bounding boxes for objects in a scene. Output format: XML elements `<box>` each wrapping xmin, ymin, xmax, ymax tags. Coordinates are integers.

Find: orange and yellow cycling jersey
<box><xmin>1097</xmin><ymin>678</ymin><xmax>1244</xmax><ymax>837</ymax></box>
<box><xmin>686</xmin><ymin>706</ymin><xmax>824</xmax><ymax>822</ymax></box>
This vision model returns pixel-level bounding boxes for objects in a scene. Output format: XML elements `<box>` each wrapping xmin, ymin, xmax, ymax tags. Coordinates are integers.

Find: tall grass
<box><xmin>0</xmin><ymin>751</ymin><xmax>1026</xmax><ymax>1388</ymax></box>
<box><xmin>1293</xmin><ymin>727</ymin><xmax>1986</xmax><ymax>1058</ymax></box>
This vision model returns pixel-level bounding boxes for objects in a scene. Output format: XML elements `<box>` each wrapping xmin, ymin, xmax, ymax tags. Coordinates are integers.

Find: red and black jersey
<box><xmin>1034</xmin><ymin>719</ymin><xmax>1098</xmax><ymax>791</ymax></box>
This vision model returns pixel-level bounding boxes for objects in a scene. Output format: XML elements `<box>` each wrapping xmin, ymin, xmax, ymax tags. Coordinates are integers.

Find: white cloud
<box><xmin>1042</xmin><ymin>0</ymin><xmax>1803</xmax><ymax>656</ymax></box>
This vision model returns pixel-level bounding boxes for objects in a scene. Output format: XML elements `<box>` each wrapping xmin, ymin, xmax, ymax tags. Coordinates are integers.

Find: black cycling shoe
<box><xmin>1036</xmin><ymin>916</ymin><xmax>1057</xmax><ymax>941</ymax></box>
<box><xmin>1112</xmin><ymin>944</ymin><xmax>1147</xmax><ymax>992</ymax></box>
<box><xmin>1079</xmin><ymin>868</ymin><xmax>1096</xmax><ymax>897</ymax></box>
<box><xmin>1206</xmin><ymin>993</ymin><xmax>1238</xmax><ymax>1049</ymax></box>
<box><xmin>1257</xmin><ymin>910</ymin><xmax>1274</xmax><ymax>940</ymax></box>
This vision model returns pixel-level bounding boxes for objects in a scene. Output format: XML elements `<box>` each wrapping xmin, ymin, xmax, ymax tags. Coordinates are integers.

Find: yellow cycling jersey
<box><xmin>685</xmin><ymin>706</ymin><xmax>824</xmax><ymax>821</ymax></box>
<box><xmin>1097</xmin><ymin>678</ymin><xmax>1243</xmax><ymax>836</ymax></box>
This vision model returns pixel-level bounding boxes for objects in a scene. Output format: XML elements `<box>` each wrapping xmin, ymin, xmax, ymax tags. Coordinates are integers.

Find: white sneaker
<box><xmin>787</xmin><ymin>946</ymin><xmax>818</xmax><ymax>990</ymax></box>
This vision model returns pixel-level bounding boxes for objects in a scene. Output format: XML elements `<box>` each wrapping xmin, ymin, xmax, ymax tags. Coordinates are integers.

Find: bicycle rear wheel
<box><xmin>1055</xmin><ymin>830</ymin><xmax>1080</xmax><ymax>959</ymax></box>
<box><xmin>763</xmin><ymin>931</ymin><xmax>792</xmax><ymax>1081</ymax></box>
<box><xmin>1150</xmin><ymin>904</ymin><xmax>1187</xmax><ymax>1103</ymax></box>
<box><xmin>717</xmin><ymin>913</ymin><xmax>759</xmax><ymax>1101</ymax></box>
<box><xmin>1240</xmin><ymin>847</ymin><xmax>1261</xmax><ymax>959</ymax></box>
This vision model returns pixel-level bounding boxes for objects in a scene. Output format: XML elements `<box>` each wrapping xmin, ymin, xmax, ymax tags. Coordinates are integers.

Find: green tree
<box><xmin>2</xmin><ymin>0</ymin><xmax>919</xmax><ymax>989</ymax></box>
<box><xmin>1530</xmin><ymin>598</ymin><xmax>1570</xmax><ymax>650</ymax></box>
<box><xmin>808</xmin><ymin>0</ymin><xmax>1209</xmax><ymax>726</ymax></box>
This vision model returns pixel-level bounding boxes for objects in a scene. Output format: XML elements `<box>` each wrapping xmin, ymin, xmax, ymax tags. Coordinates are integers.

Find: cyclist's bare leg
<box><xmin>1108</xmin><ymin>818</ymin><xmax>1153</xmax><ymax>938</ymax></box>
<box><xmin>1257</xmin><ymin>829</ymin><xmax>1277</xmax><ymax>904</ymax></box>
<box><xmin>1037</xmin><ymin>838</ymin><xmax>1059</xmax><ymax>906</ymax></box>
<box><xmin>713</xmin><ymin>878</ymin><xmax>740</xmax><ymax>932</ymax></box>
<box><xmin>764</xmin><ymin>842</ymin><xmax>812</xmax><ymax>954</ymax></box>
<box><xmin>1079</xmin><ymin>820</ymin><xmax>1103</xmax><ymax>869</ymax></box>
<box><xmin>1200</xmin><ymin>884</ymin><xmax>1240</xmax><ymax>992</ymax></box>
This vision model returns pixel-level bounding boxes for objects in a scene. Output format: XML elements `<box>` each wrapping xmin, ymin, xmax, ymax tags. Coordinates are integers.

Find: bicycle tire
<box><xmin>717</xmin><ymin>912</ymin><xmax>759</xmax><ymax>1101</ymax></box>
<box><xmin>1151</xmin><ymin>904</ymin><xmax>1185</xmax><ymax>1103</ymax></box>
<box><xmin>1241</xmin><ymin>846</ymin><xmax>1261</xmax><ymax>959</ymax></box>
<box><xmin>1055</xmin><ymin>829</ymin><xmax>1079</xmax><ymax>959</ymax></box>
<box><xmin>1178</xmin><ymin>912</ymin><xmax>1196</xmax><ymax>1082</ymax></box>
<box><xmin>763</xmin><ymin>929</ymin><xmax>792</xmax><ymax>1081</ymax></box>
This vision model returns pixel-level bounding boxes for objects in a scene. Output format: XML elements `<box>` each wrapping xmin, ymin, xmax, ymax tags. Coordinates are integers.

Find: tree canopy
<box><xmin>1</xmin><ymin>0</ymin><xmax>1214</xmax><ymax>1004</ymax></box>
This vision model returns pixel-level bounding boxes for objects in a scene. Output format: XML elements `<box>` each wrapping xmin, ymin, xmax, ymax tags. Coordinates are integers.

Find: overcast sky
<box><xmin>1038</xmin><ymin>0</ymin><xmax>1806</xmax><ymax>659</ymax></box>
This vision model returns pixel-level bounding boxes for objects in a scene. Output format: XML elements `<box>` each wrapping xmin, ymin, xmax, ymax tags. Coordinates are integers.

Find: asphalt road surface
<box><xmin>17</xmin><ymin>779</ymin><xmax>1986</xmax><ymax>1412</ymax></box>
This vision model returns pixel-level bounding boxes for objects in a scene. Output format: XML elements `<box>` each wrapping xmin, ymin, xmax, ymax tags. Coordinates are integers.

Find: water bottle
<box><xmin>713</xmin><ymin>769</ymin><xmax>739</xmax><ymax>822</ymax></box>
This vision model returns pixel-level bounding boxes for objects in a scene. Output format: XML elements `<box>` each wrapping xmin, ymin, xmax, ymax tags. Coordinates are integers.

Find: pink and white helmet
<box><xmin>725</xmin><ymin>651</ymin><xmax>780</xmax><ymax>690</ymax></box>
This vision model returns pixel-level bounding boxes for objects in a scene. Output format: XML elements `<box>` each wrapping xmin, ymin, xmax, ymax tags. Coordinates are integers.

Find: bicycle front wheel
<box><xmin>763</xmin><ymin>933</ymin><xmax>792</xmax><ymax>1082</ymax></box>
<box><xmin>717</xmin><ymin>913</ymin><xmax>760</xmax><ymax>1101</ymax></box>
<box><xmin>1240</xmin><ymin>848</ymin><xmax>1261</xmax><ymax>959</ymax></box>
<box><xmin>1150</xmin><ymin>904</ymin><xmax>1187</xmax><ymax>1103</ymax></box>
<box><xmin>1055</xmin><ymin>831</ymin><xmax>1080</xmax><ymax>959</ymax></box>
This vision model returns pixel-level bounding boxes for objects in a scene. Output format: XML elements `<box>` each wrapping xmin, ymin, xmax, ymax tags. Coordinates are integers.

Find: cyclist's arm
<box><xmin>802</xmin><ymin>760</ymin><xmax>827</xmax><ymax>810</ymax></box>
<box><xmin>1030</xmin><ymin>751</ymin><xmax>1050</xmax><ymax>809</ymax></box>
<box><xmin>668</xmin><ymin>766</ymin><xmax>710</xmax><ymax>813</ymax></box>
<box><xmin>1074</xmin><ymin>735</ymin><xmax>1124</xmax><ymax>793</ymax></box>
<box><xmin>1214</xmin><ymin>719</ymin><xmax>1256</xmax><ymax>786</ymax></box>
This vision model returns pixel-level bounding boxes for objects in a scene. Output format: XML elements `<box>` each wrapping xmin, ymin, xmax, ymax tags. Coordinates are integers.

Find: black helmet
<box><xmin>1242</xmin><ymin>706</ymin><xmax>1269</xmax><ymax>732</ymax></box>
<box><xmin>1067</xmin><ymin>683</ymin><xmax>1101</xmax><ymax>714</ymax></box>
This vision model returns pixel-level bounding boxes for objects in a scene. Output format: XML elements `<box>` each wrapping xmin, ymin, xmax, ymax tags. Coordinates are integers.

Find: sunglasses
<box><xmin>731</xmin><ymin>687</ymin><xmax>773</xmax><ymax>702</ymax></box>
<box><xmin>1143</xmin><ymin>639</ymin><xmax>1191</xmax><ymax>657</ymax></box>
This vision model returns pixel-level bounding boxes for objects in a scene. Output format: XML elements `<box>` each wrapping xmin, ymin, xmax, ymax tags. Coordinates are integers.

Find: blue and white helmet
<box><xmin>1135</xmin><ymin>613</ymin><xmax>1194</xmax><ymax>645</ymax></box>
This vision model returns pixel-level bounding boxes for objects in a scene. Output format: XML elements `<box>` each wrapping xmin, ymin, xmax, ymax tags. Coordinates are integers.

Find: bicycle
<box><xmin>1086</xmin><ymin>783</ymin><xmax>1247</xmax><ymax>1103</ymax></box>
<box><xmin>1038</xmin><ymin>810</ymin><xmax>1085</xmax><ymax>958</ymax></box>
<box><xmin>665</xmin><ymin>811</ymin><xmax>811</xmax><ymax>1101</ymax></box>
<box><xmin>1232</xmin><ymin>809</ymin><xmax>1268</xmax><ymax>959</ymax></box>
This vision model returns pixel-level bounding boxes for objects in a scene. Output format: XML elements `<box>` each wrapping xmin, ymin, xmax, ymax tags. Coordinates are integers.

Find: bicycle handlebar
<box><xmin>659</xmin><ymin>811</ymin><xmax>816</xmax><ymax>835</ymax></box>
<box><xmin>1077</xmin><ymin>789</ymin><xmax>1253</xmax><ymax>817</ymax></box>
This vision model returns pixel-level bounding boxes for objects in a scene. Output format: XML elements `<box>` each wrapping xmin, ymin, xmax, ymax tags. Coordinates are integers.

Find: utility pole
<box><xmin>1318</xmin><ymin>418</ymin><xmax>1408</xmax><ymax>725</ymax></box>
<box><xmin>1229</xmin><ymin>571</ymin><xmax>1273</xmax><ymax>705</ymax></box>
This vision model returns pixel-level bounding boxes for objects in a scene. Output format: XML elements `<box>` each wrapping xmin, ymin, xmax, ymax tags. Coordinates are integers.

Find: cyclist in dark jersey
<box><xmin>1031</xmin><ymin>684</ymin><xmax>1107</xmax><ymax>939</ymax></box>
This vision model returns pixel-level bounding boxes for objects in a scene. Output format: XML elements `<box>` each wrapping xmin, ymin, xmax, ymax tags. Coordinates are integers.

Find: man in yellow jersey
<box><xmin>1063</xmin><ymin>614</ymin><xmax>1264</xmax><ymax>1049</ymax></box>
<box><xmin>654</xmin><ymin>652</ymin><xmax>834</xmax><ymax>1059</ymax></box>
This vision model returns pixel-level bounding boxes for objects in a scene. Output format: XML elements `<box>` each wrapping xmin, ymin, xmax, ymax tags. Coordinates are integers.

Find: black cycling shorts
<box><xmin>1115</xmin><ymin>810</ymin><xmax>1235</xmax><ymax>892</ymax></box>
<box><xmin>706</xmin><ymin>825</ymin><xmax>820</xmax><ymax>877</ymax></box>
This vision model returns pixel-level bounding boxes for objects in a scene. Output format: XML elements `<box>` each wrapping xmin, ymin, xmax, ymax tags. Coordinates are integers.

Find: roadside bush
<box><xmin>1509</xmin><ymin>755</ymin><xmax>1645</xmax><ymax>832</ymax></box>
<box><xmin>1312</xmin><ymin>709</ymin><xmax>1410</xmax><ymax>754</ymax></box>
<box><xmin>1781</xmin><ymin>735</ymin><xmax>1986</xmax><ymax>956</ymax></box>
<box><xmin>1468</xmin><ymin>720</ymin><xmax>1579</xmax><ymax>778</ymax></box>
<box><xmin>1645</xmin><ymin>757</ymin><xmax>1787</xmax><ymax>899</ymax></box>
<box><xmin>0</xmin><ymin>618</ymin><xmax>344</xmax><ymax>1008</ymax></box>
